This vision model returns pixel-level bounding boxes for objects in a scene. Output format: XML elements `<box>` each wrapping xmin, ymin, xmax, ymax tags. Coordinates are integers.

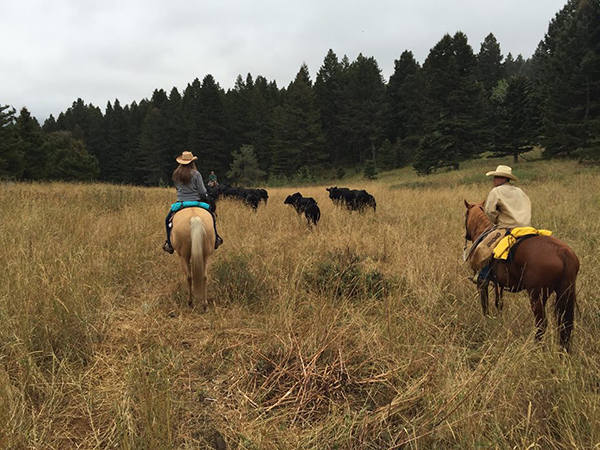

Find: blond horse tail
<box><xmin>190</xmin><ymin>217</ymin><xmax>206</xmax><ymax>306</ymax></box>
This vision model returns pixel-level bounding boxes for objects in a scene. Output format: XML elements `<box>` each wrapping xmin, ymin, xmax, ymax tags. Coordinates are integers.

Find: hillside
<box><xmin>1</xmin><ymin>156</ymin><xmax>599</xmax><ymax>449</ymax></box>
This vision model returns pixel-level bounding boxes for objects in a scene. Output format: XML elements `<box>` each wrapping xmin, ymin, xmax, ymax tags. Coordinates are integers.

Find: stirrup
<box><xmin>215</xmin><ymin>236</ymin><xmax>223</xmax><ymax>249</ymax></box>
<box><xmin>163</xmin><ymin>241</ymin><xmax>174</xmax><ymax>254</ymax></box>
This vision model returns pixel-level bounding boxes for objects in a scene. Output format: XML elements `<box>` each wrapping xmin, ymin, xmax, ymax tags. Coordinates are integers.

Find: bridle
<box><xmin>464</xmin><ymin>208</ymin><xmax>472</xmax><ymax>242</ymax></box>
<box><xmin>463</xmin><ymin>204</ymin><xmax>493</xmax><ymax>262</ymax></box>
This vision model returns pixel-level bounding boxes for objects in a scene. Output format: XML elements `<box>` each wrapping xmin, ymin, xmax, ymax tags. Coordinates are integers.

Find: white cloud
<box><xmin>1</xmin><ymin>0</ymin><xmax>566</xmax><ymax>120</ymax></box>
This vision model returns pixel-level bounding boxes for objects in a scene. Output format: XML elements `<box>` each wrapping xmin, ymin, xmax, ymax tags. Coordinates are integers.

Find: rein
<box><xmin>463</xmin><ymin>205</ymin><xmax>495</xmax><ymax>262</ymax></box>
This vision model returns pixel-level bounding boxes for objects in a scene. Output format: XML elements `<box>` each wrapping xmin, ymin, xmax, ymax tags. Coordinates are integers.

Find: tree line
<box><xmin>1</xmin><ymin>0</ymin><xmax>598</xmax><ymax>184</ymax></box>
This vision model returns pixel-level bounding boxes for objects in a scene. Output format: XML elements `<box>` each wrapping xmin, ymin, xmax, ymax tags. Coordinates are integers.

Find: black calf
<box><xmin>284</xmin><ymin>192</ymin><xmax>317</xmax><ymax>214</ymax></box>
<box><xmin>211</xmin><ymin>184</ymin><xmax>269</xmax><ymax>210</ymax></box>
<box><xmin>244</xmin><ymin>193</ymin><xmax>260</xmax><ymax>211</ymax></box>
<box><xmin>304</xmin><ymin>202</ymin><xmax>321</xmax><ymax>226</ymax></box>
<box><xmin>326</xmin><ymin>186</ymin><xmax>376</xmax><ymax>212</ymax></box>
<box><xmin>284</xmin><ymin>192</ymin><xmax>320</xmax><ymax>225</ymax></box>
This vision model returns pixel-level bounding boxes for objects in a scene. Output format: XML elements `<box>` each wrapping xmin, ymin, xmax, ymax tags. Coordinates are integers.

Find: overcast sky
<box><xmin>2</xmin><ymin>0</ymin><xmax>566</xmax><ymax>122</ymax></box>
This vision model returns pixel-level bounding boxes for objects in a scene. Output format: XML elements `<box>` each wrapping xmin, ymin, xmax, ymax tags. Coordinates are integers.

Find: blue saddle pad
<box><xmin>170</xmin><ymin>201</ymin><xmax>211</xmax><ymax>213</ymax></box>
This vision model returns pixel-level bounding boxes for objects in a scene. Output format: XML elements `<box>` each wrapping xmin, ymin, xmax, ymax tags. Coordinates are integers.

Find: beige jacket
<box><xmin>484</xmin><ymin>183</ymin><xmax>531</xmax><ymax>228</ymax></box>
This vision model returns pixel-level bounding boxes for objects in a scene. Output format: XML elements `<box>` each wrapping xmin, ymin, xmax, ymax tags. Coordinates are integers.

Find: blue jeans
<box><xmin>478</xmin><ymin>262</ymin><xmax>492</xmax><ymax>283</ymax></box>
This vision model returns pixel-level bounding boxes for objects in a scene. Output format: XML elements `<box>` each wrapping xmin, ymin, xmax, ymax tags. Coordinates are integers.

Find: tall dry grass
<box><xmin>1</xmin><ymin>157</ymin><xmax>599</xmax><ymax>449</ymax></box>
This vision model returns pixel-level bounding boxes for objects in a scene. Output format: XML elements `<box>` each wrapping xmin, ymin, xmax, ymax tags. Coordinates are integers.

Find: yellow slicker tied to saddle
<box><xmin>493</xmin><ymin>227</ymin><xmax>553</xmax><ymax>260</ymax></box>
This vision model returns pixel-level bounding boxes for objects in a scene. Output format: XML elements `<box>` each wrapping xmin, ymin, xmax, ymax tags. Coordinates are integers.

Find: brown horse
<box><xmin>464</xmin><ymin>200</ymin><xmax>579</xmax><ymax>351</ymax></box>
<box><xmin>171</xmin><ymin>207</ymin><xmax>216</xmax><ymax>309</ymax></box>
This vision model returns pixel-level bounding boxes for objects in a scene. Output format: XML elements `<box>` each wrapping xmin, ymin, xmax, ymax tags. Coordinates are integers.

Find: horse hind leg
<box><xmin>555</xmin><ymin>282</ymin><xmax>576</xmax><ymax>352</ymax></box>
<box><xmin>180</xmin><ymin>257</ymin><xmax>193</xmax><ymax>307</ymax></box>
<box><xmin>529</xmin><ymin>288</ymin><xmax>549</xmax><ymax>343</ymax></box>
<box><xmin>494</xmin><ymin>284</ymin><xmax>504</xmax><ymax>314</ymax></box>
<box><xmin>478</xmin><ymin>279</ymin><xmax>490</xmax><ymax>316</ymax></box>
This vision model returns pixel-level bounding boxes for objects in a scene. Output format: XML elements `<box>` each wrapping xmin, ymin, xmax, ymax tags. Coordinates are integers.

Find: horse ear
<box><xmin>464</xmin><ymin>199</ymin><xmax>471</xmax><ymax>209</ymax></box>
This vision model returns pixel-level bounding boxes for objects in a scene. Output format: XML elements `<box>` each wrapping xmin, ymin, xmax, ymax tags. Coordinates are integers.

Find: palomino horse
<box><xmin>171</xmin><ymin>207</ymin><xmax>216</xmax><ymax>309</ymax></box>
<box><xmin>464</xmin><ymin>200</ymin><xmax>579</xmax><ymax>351</ymax></box>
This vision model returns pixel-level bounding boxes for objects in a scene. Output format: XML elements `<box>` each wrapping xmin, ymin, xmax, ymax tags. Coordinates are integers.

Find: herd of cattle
<box><xmin>206</xmin><ymin>185</ymin><xmax>376</xmax><ymax>225</ymax></box>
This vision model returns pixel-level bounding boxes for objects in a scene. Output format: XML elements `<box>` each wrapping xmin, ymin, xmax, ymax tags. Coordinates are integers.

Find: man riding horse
<box><xmin>470</xmin><ymin>165</ymin><xmax>531</xmax><ymax>284</ymax></box>
<box><xmin>464</xmin><ymin>165</ymin><xmax>579</xmax><ymax>351</ymax></box>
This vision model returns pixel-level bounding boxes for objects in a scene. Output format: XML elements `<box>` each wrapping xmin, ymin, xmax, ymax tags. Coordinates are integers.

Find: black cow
<box><xmin>326</xmin><ymin>186</ymin><xmax>350</xmax><ymax>205</ymax></box>
<box><xmin>244</xmin><ymin>193</ymin><xmax>260</xmax><ymax>211</ymax></box>
<box><xmin>284</xmin><ymin>192</ymin><xmax>321</xmax><ymax>225</ymax></box>
<box><xmin>326</xmin><ymin>186</ymin><xmax>376</xmax><ymax>212</ymax></box>
<box><xmin>256</xmin><ymin>188</ymin><xmax>269</xmax><ymax>204</ymax></box>
<box><xmin>304</xmin><ymin>202</ymin><xmax>321</xmax><ymax>226</ymax></box>
<box><xmin>354</xmin><ymin>190</ymin><xmax>377</xmax><ymax>212</ymax></box>
<box><xmin>210</xmin><ymin>184</ymin><xmax>269</xmax><ymax>210</ymax></box>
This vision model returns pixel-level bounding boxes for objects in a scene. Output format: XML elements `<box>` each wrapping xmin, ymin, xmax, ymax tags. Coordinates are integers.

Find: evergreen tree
<box><xmin>227</xmin><ymin>144</ymin><xmax>266</xmax><ymax>185</ymax></box>
<box><xmin>151</xmin><ymin>88</ymin><xmax>169</xmax><ymax>109</ymax></box>
<box><xmin>536</xmin><ymin>0</ymin><xmax>600</xmax><ymax>159</ymax></box>
<box><xmin>376</xmin><ymin>139</ymin><xmax>397</xmax><ymax>171</ymax></box>
<box><xmin>416</xmin><ymin>32</ymin><xmax>484</xmax><ymax>174</ymax></box>
<box><xmin>477</xmin><ymin>33</ymin><xmax>505</xmax><ymax>95</ymax></box>
<box><xmin>226</xmin><ymin>74</ymin><xmax>255</xmax><ymax>158</ymax></box>
<box><xmin>160</xmin><ymin>87</ymin><xmax>186</xmax><ymax>171</ymax></box>
<box><xmin>138</xmin><ymin>107</ymin><xmax>170</xmax><ymax>185</ymax></box>
<box><xmin>504</xmin><ymin>53</ymin><xmax>526</xmax><ymax>78</ymax></box>
<box><xmin>103</xmin><ymin>99</ymin><xmax>129</xmax><ymax>182</ymax></box>
<box><xmin>493</xmin><ymin>76</ymin><xmax>538</xmax><ymax>163</ymax></box>
<box><xmin>339</xmin><ymin>54</ymin><xmax>386</xmax><ymax>164</ymax></box>
<box><xmin>0</xmin><ymin>105</ymin><xmax>25</xmax><ymax>179</ymax></box>
<box><xmin>43</xmin><ymin>114</ymin><xmax>57</xmax><ymax>133</ymax></box>
<box><xmin>270</xmin><ymin>64</ymin><xmax>327</xmax><ymax>176</ymax></box>
<box><xmin>53</xmin><ymin>99</ymin><xmax>105</xmax><ymax>177</ymax></box>
<box><xmin>315</xmin><ymin>49</ymin><xmax>347</xmax><ymax>165</ymax></box>
<box><xmin>363</xmin><ymin>159</ymin><xmax>378</xmax><ymax>179</ymax></box>
<box><xmin>226</xmin><ymin>74</ymin><xmax>278</xmax><ymax>175</ymax></box>
<box><xmin>42</xmin><ymin>131</ymin><xmax>99</xmax><ymax>181</ymax></box>
<box><xmin>122</xmin><ymin>99</ymin><xmax>152</xmax><ymax>184</ymax></box>
<box><xmin>250</xmin><ymin>75</ymin><xmax>278</xmax><ymax>171</ymax></box>
<box><xmin>15</xmin><ymin>107</ymin><xmax>45</xmax><ymax>179</ymax></box>
<box><xmin>196</xmin><ymin>75</ymin><xmax>230</xmax><ymax>177</ymax></box>
<box><xmin>386</xmin><ymin>50</ymin><xmax>426</xmax><ymax>159</ymax></box>
<box><xmin>183</xmin><ymin>77</ymin><xmax>203</xmax><ymax>169</ymax></box>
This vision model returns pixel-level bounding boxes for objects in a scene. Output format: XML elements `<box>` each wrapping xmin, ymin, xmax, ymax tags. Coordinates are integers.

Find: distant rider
<box><xmin>207</xmin><ymin>170</ymin><xmax>218</xmax><ymax>188</ymax></box>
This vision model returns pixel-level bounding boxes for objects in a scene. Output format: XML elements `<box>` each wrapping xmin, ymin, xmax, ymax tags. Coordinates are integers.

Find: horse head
<box><xmin>463</xmin><ymin>200</ymin><xmax>489</xmax><ymax>242</ymax></box>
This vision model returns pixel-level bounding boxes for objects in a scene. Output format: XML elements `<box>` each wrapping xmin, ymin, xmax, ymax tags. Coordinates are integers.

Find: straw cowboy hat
<box><xmin>176</xmin><ymin>151</ymin><xmax>198</xmax><ymax>165</ymax></box>
<box><xmin>486</xmin><ymin>164</ymin><xmax>518</xmax><ymax>181</ymax></box>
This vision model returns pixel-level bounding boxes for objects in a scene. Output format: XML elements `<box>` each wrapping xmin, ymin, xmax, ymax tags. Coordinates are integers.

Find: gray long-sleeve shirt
<box><xmin>175</xmin><ymin>170</ymin><xmax>207</xmax><ymax>202</ymax></box>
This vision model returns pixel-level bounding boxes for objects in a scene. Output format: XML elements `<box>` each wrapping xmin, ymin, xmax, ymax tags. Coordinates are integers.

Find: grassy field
<box><xmin>1</xmin><ymin>156</ymin><xmax>599</xmax><ymax>449</ymax></box>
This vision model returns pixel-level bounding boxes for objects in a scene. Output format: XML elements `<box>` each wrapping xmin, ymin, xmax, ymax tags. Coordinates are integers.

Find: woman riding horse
<box><xmin>464</xmin><ymin>166</ymin><xmax>579</xmax><ymax>351</ymax></box>
<box><xmin>163</xmin><ymin>152</ymin><xmax>222</xmax><ymax>254</ymax></box>
<box><xmin>163</xmin><ymin>151</ymin><xmax>223</xmax><ymax>308</ymax></box>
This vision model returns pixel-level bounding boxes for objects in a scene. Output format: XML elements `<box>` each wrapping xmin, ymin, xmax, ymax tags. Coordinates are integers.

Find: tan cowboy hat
<box><xmin>176</xmin><ymin>151</ymin><xmax>198</xmax><ymax>165</ymax></box>
<box><xmin>486</xmin><ymin>164</ymin><xmax>518</xmax><ymax>181</ymax></box>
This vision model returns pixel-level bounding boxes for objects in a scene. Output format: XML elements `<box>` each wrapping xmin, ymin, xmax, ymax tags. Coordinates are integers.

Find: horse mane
<box><xmin>466</xmin><ymin>201</ymin><xmax>492</xmax><ymax>241</ymax></box>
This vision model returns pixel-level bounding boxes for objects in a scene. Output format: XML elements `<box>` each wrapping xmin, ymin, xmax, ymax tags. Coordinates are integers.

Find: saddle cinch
<box><xmin>467</xmin><ymin>227</ymin><xmax>553</xmax><ymax>272</ymax></box>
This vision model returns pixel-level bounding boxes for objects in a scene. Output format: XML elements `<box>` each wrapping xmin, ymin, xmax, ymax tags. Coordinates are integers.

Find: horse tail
<box><xmin>190</xmin><ymin>217</ymin><xmax>206</xmax><ymax>304</ymax></box>
<box><xmin>555</xmin><ymin>246</ymin><xmax>580</xmax><ymax>351</ymax></box>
